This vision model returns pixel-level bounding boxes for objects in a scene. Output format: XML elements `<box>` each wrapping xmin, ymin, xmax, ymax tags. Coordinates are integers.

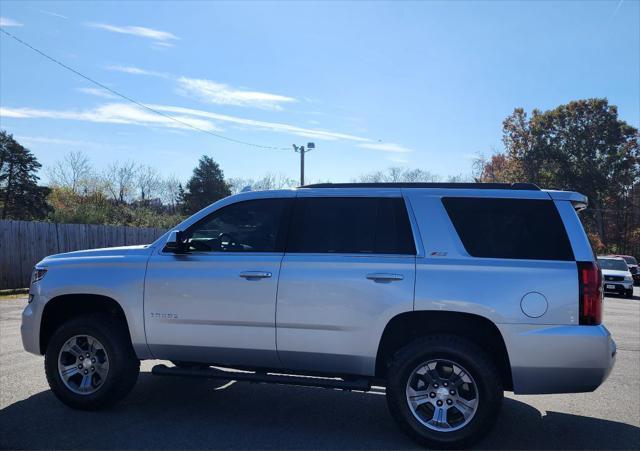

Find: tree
<box><xmin>161</xmin><ymin>175</ymin><xmax>182</xmax><ymax>214</ymax></box>
<box><xmin>475</xmin><ymin>98</ymin><xmax>640</xmax><ymax>253</ymax></box>
<box><xmin>180</xmin><ymin>155</ymin><xmax>231</xmax><ymax>214</ymax></box>
<box><xmin>48</xmin><ymin>151</ymin><xmax>92</xmax><ymax>194</ymax></box>
<box><xmin>135</xmin><ymin>165</ymin><xmax>161</xmax><ymax>202</ymax></box>
<box><xmin>103</xmin><ymin>161</ymin><xmax>137</xmax><ymax>203</ymax></box>
<box><xmin>0</xmin><ymin>131</ymin><xmax>50</xmax><ymax>220</ymax></box>
<box><xmin>358</xmin><ymin>167</ymin><xmax>441</xmax><ymax>183</ymax></box>
<box><xmin>228</xmin><ymin>172</ymin><xmax>297</xmax><ymax>194</ymax></box>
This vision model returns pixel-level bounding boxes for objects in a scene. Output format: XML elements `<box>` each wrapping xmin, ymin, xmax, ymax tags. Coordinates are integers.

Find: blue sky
<box><xmin>1</xmin><ymin>1</ymin><xmax>638</xmax><ymax>184</ymax></box>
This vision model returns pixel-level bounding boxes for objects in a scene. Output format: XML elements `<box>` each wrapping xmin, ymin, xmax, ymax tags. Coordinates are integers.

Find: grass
<box><xmin>0</xmin><ymin>288</ymin><xmax>29</xmax><ymax>300</ymax></box>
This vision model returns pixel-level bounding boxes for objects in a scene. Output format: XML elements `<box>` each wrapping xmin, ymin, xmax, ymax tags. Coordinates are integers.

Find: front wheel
<box><xmin>625</xmin><ymin>289</ymin><xmax>634</xmax><ymax>298</ymax></box>
<box><xmin>386</xmin><ymin>335</ymin><xmax>503</xmax><ymax>449</ymax></box>
<box><xmin>44</xmin><ymin>314</ymin><xmax>139</xmax><ymax>410</ymax></box>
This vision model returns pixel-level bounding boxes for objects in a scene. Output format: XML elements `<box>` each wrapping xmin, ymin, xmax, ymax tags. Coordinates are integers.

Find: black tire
<box><xmin>44</xmin><ymin>313</ymin><xmax>139</xmax><ymax>410</ymax></box>
<box><xmin>386</xmin><ymin>335</ymin><xmax>503</xmax><ymax>449</ymax></box>
<box><xmin>625</xmin><ymin>289</ymin><xmax>634</xmax><ymax>298</ymax></box>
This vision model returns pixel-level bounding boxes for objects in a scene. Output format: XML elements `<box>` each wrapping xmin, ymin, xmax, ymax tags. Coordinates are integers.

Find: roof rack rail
<box><xmin>299</xmin><ymin>182</ymin><xmax>541</xmax><ymax>190</ymax></box>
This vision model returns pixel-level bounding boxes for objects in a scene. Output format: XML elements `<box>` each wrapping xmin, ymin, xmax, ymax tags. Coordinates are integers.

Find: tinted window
<box><xmin>621</xmin><ymin>256</ymin><xmax>638</xmax><ymax>265</ymax></box>
<box><xmin>598</xmin><ymin>258</ymin><xmax>628</xmax><ymax>271</ymax></box>
<box><xmin>287</xmin><ymin>197</ymin><xmax>415</xmax><ymax>254</ymax></box>
<box><xmin>442</xmin><ymin>197</ymin><xmax>574</xmax><ymax>261</ymax></box>
<box><xmin>185</xmin><ymin>199</ymin><xmax>289</xmax><ymax>252</ymax></box>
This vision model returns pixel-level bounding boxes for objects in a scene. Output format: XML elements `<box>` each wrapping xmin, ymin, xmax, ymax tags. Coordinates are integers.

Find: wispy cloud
<box><xmin>176</xmin><ymin>77</ymin><xmax>297</xmax><ymax>110</ymax></box>
<box><xmin>150</xmin><ymin>104</ymin><xmax>370</xmax><ymax>141</ymax></box>
<box><xmin>104</xmin><ymin>66</ymin><xmax>297</xmax><ymax>110</ymax></box>
<box><xmin>106</xmin><ymin>65</ymin><xmax>169</xmax><ymax>78</ymax></box>
<box><xmin>38</xmin><ymin>9</ymin><xmax>68</xmax><ymax>19</ymax></box>
<box><xmin>0</xmin><ymin>17</ymin><xmax>23</xmax><ymax>27</ymax></box>
<box><xmin>358</xmin><ymin>142</ymin><xmax>414</xmax><ymax>153</ymax></box>
<box><xmin>17</xmin><ymin>136</ymin><xmax>88</xmax><ymax>146</ymax></box>
<box><xmin>77</xmin><ymin>87</ymin><xmax>118</xmax><ymax>99</ymax></box>
<box><xmin>1</xmin><ymin>102</ymin><xmax>371</xmax><ymax>143</ymax></box>
<box><xmin>16</xmin><ymin>135</ymin><xmax>131</xmax><ymax>152</ymax></box>
<box><xmin>1</xmin><ymin>104</ymin><xmax>223</xmax><ymax>133</ymax></box>
<box><xmin>151</xmin><ymin>41</ymin><xmax>174</xmax><ymax>50</ymax></box>
<box><xmin>86</xmin><ymin>23</ymin><xmax>179</xmax><ymax>45</ymax></box>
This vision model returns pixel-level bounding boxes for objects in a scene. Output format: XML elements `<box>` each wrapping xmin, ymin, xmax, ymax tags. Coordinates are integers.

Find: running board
<box><xmin>151</xmin><ymin>364</ymin><xmax>371</xmax><ymax>392</ymax></box>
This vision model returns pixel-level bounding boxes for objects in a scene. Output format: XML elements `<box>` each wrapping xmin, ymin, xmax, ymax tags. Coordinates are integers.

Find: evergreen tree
<box><xmin>180</xmin><ymin>155</ymin><xmax>231</xmax><ymax>214</ymax></box>
<box><xmin>0</xmin><ymin>131</ymin><xmax>50</xmax><ymax>220</ymax></box>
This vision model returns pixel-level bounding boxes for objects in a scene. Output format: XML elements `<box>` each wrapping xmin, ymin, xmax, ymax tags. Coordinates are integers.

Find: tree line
<box><xmin>473</xmin><ymin>98</ymin><xmax>639</xmax><ymax>255</ymax></box>
<box><xmin>0</xmin><ymin>135</ymin><xmax>300</xmax><ymax>228</ymax></box>
<box><xmin>1</xmin><ymin>97</ymin><xmax>638</xmax><ymax>254</ymax></box>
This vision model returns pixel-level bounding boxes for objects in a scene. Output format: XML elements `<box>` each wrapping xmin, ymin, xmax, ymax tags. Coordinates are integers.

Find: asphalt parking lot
<box><xmin>1</xmin><ymin>292</ymin><xmax>638</xmax><ymax>449</ymax></box>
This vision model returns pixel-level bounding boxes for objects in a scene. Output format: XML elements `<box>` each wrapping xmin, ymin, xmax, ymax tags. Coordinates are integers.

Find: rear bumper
<box><xmin>498</xmin><ymin>323</ymin><xmax>616</xmax><ymax>394</ymax></box>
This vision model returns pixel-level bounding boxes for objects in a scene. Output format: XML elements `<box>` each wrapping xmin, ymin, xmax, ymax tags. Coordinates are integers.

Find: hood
<box><xmin>601</xmin><ymin>268</ymin><xmax>631</xmax><ymax>278</ymax></box>
<box><xmin>42</xmin><ymin>245</ymin><xmax>153</xmax><ymax>263</ymax></box>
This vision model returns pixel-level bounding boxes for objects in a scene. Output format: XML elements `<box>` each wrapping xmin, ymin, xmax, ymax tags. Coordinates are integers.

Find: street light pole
<box><xmin>293</xmin><ymin>143</ymin><xmax>315</xmax><ymax>186</ymax></box>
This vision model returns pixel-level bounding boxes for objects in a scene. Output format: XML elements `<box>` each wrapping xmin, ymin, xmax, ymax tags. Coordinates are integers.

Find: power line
<box><xmin>0</xmin><ymin>27</ymin><xmax>290</xmax><ymax>151</ymax></box>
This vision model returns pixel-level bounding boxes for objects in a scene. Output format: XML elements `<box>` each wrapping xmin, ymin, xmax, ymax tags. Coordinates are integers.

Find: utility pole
<box><xmin>293</xmin><ymin>142</ymin><xmax>315</xmax><ymax>186</ymax></box>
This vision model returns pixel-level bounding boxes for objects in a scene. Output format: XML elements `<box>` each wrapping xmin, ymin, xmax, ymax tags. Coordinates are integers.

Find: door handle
<box><xmin>240</xmin><ymin>271</ymin><xmax>272</xmax><ymax>280</ymax></box>
<box><xmin>366</xmin><ymin>273</ymin><xmax>404</xmax><ymax>283</ymax></box>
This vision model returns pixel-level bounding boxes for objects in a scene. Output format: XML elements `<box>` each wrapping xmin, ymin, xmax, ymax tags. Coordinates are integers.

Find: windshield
<box><xmin>622</xmin><ymin>256</ymin><xmax>638</xmax><ymax>265</ymax></box>
<box><xmin>598</xmin><ymin>258</ymin><xmax>629</xmax><ymax>271</ymax></box>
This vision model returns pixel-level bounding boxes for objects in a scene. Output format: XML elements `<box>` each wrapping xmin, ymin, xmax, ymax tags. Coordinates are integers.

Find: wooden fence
<box><xmin>0</xmin><ymin>220</ymin><xmax>167</xmax><ymax>290</ymax></box>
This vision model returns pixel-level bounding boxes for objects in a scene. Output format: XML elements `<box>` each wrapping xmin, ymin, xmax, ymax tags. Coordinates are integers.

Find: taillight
<box><xmin>578</xmin><ymin>261</ymin><xmax>603</xmax><ymax>325</ymax></box>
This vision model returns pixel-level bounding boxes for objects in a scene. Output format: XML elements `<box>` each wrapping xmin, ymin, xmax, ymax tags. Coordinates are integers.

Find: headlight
<box><xmin>31</xmin><ymin>267</ymin><xmax>47</xmax><ymax>285</ymax></box>
<box><xmin>625</xmin><ymin>275</ymin><xmax>633</xmax><ymax>282</ymax></box>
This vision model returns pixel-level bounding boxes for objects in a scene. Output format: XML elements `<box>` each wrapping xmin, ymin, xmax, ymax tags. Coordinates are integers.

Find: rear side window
<box><xmin>287</xmin><ymin>197</ymin><xmax>415</xmax><ymax>254</ymax></box>
<box><xmin>442</xmin><ymin>197</ymin><xmax>574</xmax><ymax>261</ymax></box>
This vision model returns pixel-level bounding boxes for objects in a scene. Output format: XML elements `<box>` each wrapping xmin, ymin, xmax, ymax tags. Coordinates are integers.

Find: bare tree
<box><xmin>48</xmin><ymin>151</ymin><xmax>92</xmax><ymax>193</ymax></box>
<box><xmin>103</xmin><ymin>161</ymin><xmax>137</xmax><ymax>203</ymax></box>
<box><xmin>136</xmin><ymin>165</ymin><xmax>162</xmax><ymax>201</ymax></box>
<box><xmin>228</xmin><ymin>172</ymin><xmax>297</xmax><ymax>194</ymax></box>
<box><xmin>162</xmin><ymin>175</ymin><xmax>182</xmax><ymax>213</ymax></box>
<box><xmin>359</xmin><ymin>167</ymin><xmax>441</xmax><ymax>183</ymax></box>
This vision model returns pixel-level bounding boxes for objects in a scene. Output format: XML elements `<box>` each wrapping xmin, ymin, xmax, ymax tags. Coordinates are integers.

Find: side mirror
<box><xmin>163</xmin><ymin>230</ymin><xmax>188</xmax><ymax>254</ymax></box>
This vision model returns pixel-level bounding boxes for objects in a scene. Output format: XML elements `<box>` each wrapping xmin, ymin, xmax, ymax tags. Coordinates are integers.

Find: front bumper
<box><xmin>602</xmin><ymin>282</ymin><xmax>633</xmax><ymax>294</ymax></box>
<box><xmin>498</xmin><ymin>323</ymin><xmax>616</xmax><ymax>394</ymax></box>
<box><xmin>21</xmin><ymin>290</ymin><xmax>44</xmax><ymax>355</ymax></box>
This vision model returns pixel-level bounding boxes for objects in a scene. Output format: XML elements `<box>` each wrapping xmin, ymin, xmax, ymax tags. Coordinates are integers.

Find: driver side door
<box><xmin>144</xmin><ymin>196</ymin><xmax>292</xmax><ymax>368</ymax></box>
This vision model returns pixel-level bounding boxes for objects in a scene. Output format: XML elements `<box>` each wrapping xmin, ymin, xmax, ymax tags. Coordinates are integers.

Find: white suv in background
<box><xmin>597</xmin><ymin>256</ymin><xmax>634</xmax><ymax>298</ymax></box>
<box><xmin>22</xmin><ymin>182</ymin><xmax>616</xmax><ymax>449</ymax></box>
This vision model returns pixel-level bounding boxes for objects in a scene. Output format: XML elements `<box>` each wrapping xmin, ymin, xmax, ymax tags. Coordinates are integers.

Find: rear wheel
<box><xmin>44</xmin><ymin>314</ymin><xmax>139</xmax><ymax>410</ymax></box>
<box><xmin>386</xmin><ymin>335</ymin><xmax>503</xmax><ymax>449</ymax></box>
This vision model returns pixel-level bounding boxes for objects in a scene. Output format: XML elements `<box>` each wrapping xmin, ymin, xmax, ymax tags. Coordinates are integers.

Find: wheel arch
<box><xmin>375</xmin><ymin>310</ymin><xmax>513</xmax><ymax>390</ymax></box>
<box><xmin>40</xmin><ymin>294</ymin><xmax>132</xmax><ymax>355</ymax></box>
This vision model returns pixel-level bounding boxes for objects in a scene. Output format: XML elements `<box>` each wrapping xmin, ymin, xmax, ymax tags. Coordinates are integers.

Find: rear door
<box><xmin>276</xmin><ymin>194</ymin><xmax>417</xmax><ymax>376</ymax></box>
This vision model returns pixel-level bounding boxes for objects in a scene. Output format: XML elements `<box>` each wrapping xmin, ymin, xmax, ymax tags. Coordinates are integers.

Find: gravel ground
<box><xmin>1</xmin><ymin>292</ymin><xmax>638</xmax><ymax>449</ymax></box>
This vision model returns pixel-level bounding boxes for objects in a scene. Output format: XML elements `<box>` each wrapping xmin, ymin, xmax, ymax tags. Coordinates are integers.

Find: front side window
<box><xmin>185</xmin><ymin>198</ymin><xmax>289</xmax><ymax>252</ymax></box>
<box><xmin>287</xmin><ymin>197</ymin><xmax>415</xmax><ymax>254</ymax></box>
<box><xmin>442</xmin><ymin>197</ymin><xmax>574</xmax><ymax>261</ymax></box>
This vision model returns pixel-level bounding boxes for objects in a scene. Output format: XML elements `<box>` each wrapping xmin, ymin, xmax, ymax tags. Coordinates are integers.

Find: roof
<box><xmin>300</xmin><ymin>182</ymin><xmax>541</xmax><ymax>190</ymax></box>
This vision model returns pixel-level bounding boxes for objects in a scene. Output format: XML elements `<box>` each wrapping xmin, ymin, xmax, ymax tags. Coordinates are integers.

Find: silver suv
<box><xmin>21</xmin><ymin>183</ymin><xmax>616</xmax><ymax>449</ymax></box>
